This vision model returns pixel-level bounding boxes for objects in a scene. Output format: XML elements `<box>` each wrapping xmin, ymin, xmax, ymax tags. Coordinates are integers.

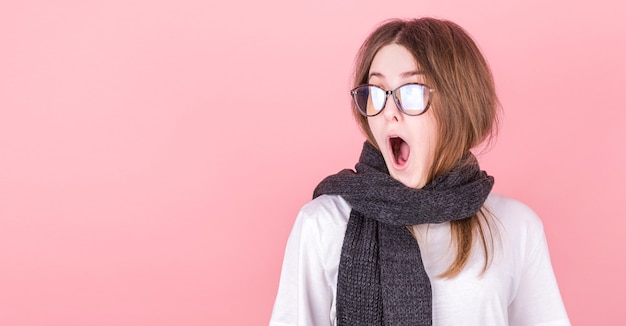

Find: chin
<box><xmin>388</xmin><ymin>167</ymin><xmax>426</xmax><ymax>189</ymax></box>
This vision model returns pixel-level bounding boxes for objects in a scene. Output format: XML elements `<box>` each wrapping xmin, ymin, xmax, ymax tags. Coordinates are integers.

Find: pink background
<box><xmin>1</xmin><ymin>0</ymin><xmax>624</xmax><ymax>325</ymax></box>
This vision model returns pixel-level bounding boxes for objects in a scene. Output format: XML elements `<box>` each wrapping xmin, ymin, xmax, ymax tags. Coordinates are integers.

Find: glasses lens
<box><xmin>397</xmin><ymin>84</ymin><xmax>429</xmax><ymax>115</ymax></box>
<box><xmin>353</xmin><ymin>86</ymin><xmax>386</xmax><ymax>116</ymax></box>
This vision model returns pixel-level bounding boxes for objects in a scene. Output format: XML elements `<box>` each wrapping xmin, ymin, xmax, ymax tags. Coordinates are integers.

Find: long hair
<box><xmin>352</xmin><ymin>17</ymin><xmax>500</xmax><ymax>277</ymax></box>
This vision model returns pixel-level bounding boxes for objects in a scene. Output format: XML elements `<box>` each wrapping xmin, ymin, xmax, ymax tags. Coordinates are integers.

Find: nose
<box><xmin>382</xmin><ymin>92</ymin><xmax>401</xmax><ymax>122</ymax></box>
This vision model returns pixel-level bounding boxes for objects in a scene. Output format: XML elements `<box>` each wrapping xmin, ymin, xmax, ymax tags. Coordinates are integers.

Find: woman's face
<box><xmin>367</xmin><ymin>44</ymin><xmax>438</xmax><ymax>189</ymax></box>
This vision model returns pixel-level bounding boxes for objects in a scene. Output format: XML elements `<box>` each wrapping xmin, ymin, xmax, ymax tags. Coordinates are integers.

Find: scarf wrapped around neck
<box><xmin>313</xmin><ymin>141</ymin><xmax>494</xmax><ymax>326</ymax></box>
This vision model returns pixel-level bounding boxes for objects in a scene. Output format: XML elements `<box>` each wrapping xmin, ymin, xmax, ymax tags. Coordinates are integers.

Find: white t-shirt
<box><xmin>270</xmin><ymin>193</ymin><xmax>570</xmax><ymax>326</ymax></box>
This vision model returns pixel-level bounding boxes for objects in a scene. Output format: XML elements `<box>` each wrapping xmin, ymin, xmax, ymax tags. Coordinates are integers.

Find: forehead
<box><xmin>369</xmin><ymin>44</ymin><xmax>419</xmax><ymax>79</ymax></box>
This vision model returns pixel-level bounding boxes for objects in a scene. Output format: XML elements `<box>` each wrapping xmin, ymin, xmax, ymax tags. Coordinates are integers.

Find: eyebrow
<box><xmin>368</xmin><ymin>70</ymin><xmax>424</xmax><ymax>80</ymax></box>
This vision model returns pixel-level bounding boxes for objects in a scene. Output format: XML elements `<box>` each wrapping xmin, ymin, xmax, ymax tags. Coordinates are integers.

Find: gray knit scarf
<box><xmin>313</xmin><ymin>141</ymin><xmax>494</xmax><ymax>326</ymax></box>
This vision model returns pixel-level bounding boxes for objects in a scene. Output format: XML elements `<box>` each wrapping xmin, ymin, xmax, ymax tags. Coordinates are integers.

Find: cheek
<box><xmin>426</xmin><ymin>117</ymin><xmax>439</xmax><ymax>154</ymax></box>
<box><xmin>411</xmin><ymin>117</ymin><xmax>439</xmax><ymax>162</ymax></box>
<box><xmin>421</xmin><ymin>122</ymin><xmax>437</xmax><ymax>150</ymax></box>
<box><xmin>366</xmin><ymin>118</ymin><xmax>386</xmax><ymax>145</ymax></box>
<box><xmin>422</xmin><ymin>120</ymin><xmax>439</xmax><ymax>165</ymax></box>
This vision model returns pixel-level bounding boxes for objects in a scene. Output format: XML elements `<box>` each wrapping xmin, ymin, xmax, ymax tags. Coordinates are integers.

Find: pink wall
<box><xmin>1</xmin><ymin>0</ymin><xmax>624</xmax><ymax>324</ymax></box>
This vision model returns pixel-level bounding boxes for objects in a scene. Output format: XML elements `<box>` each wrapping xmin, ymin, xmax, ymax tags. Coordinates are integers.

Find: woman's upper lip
<box><xmin>386</xmin><ymin>131</ymin><xmax>405</xmax><ymax>141</ymax></box>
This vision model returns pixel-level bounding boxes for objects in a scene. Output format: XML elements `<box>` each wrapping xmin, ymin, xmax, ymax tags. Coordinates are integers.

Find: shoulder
<box><xmin>292</xmin><ymin>195</ymin><xmax>350</xmax><ymax>256</ymax></box>
<box><xmin>485</xmin><ymin>193</ymin><xmax>545</xmax><ymax>235</ymax></box>
<box><xmin>297</xmin><ymin>194</ymin><xmax>351</xmax><ymax>229</ymax></box>
<box><xmin>483</xmin><ymin>193</ymin><xmax>549</xmax><ymax>265</ymax></box>
<box><xmin>292</xmin><ymin>195</ymin><xmax>349</xmax><ymax>279</ymax></box>
<box><xmin>271</xmin><ymin>196</ymin><xmax>349</xmax><ymax>325</ymax></box>
<box><xmin>484</xmin><ymin>196</ymin><xmax>570</xmax><ymax>325</ymax></box>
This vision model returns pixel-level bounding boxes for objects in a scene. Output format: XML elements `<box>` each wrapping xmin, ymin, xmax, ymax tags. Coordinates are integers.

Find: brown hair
<box><xmin>352</xmin><ymin>18</ymin><xmax>500</xmax><ymax>277</ymax></box>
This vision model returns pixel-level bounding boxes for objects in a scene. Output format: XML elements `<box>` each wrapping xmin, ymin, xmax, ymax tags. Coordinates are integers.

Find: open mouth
<box><xmin>389</xmin><ymin>136</ymin><xmax>410</xmax><ymax>168</ymax></box>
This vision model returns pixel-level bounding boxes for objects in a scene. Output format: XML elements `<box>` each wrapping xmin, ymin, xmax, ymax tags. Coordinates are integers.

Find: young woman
<box><xmin>270</xmin><ymin>18</ymin><xmax>570</xmax><ymax>326</ymax></box>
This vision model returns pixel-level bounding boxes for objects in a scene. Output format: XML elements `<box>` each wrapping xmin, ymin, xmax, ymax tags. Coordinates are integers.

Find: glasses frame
<box><xmin>350</xmin><ymin>83</ymin><xmax>435</xmax><ymax>117</ymax></box>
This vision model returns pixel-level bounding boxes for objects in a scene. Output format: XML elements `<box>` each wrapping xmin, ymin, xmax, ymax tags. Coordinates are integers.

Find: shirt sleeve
<box><xmin>508</xmin><ymin>223</ymin><xmax>570</xmax><ymax>326</ymax></box>
<box><xmin>270</xmin><ymin>197</ymin><xmax>346</xmax><ymax>326</ymax></box>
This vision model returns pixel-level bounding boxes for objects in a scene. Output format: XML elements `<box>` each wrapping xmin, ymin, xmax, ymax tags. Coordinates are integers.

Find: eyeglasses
<box><xmin>350</xmin><ymin>83</ymin><xmax>434</xmax><ymax>117</ymax></box>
